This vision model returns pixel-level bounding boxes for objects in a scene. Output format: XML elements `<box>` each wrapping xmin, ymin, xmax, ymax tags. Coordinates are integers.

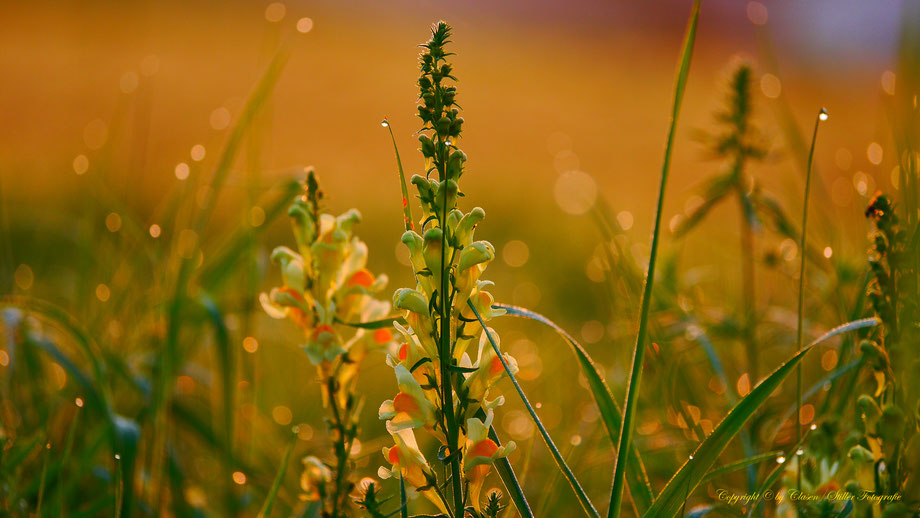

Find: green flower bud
<box><xmin>857</xmin><ymin>394</ymin><xmax>882</xmax><ymax>431</ymax></box>
<box><xmin>437</xmin><ymin>116</ymin><xmax>451</xmax><ymax>137</ymax></box>
<box><xmin>458</xmin><ymin>241</ymin><xmax>494</xmax><ymax>273</ymax></box>
<box><xmin>859</xmin><ymin>339</ymin><xmax>889</xmax><ymax>370</ymax></box>
<box><xmin>393</xmin><ymin>288</ymin><xmax>428</xmax><ymax>315</ymax></box>
<box><xmin>455</xmin><ymin>207</ymin><xmax>485</xmax><ymax>247</ymax></box>
<box><xmin>878</xmin><ymin>404</ymin><xmax>905</xmax><ymax>444</ymax></box>
<box><xmin>433</xmin><ymin>180</ymin><xmax>459</xmax><ymax>213</ymax></box>
<box><xmin>288</xmin><ymin>199</ymin><xmax>316</xmax><ymax>250</ymax></box>
<box><xmin>401</xmin><ymin>231</ymin><xmax>426</xmax><ymax>275</ymax></box>
<box><xmin>419</xmin><ymin>135</ymin><xmax>435</xmax><ymax>158</ymax></box>
<box><xmin>336</xmin><ymin>208</ymin><xmax>361</xmax><ymax>234</ymax></box>
<box><xmin>410</xmin><ymin>175</ymin><xmax>435</xmax><ymax>209</ymax></box>
<box><xmin>844</xmin><ymin>480</ymin><xmax>861</xmax><ymax>494</ymax></box>
<box><xmin>422</xmin><ymin>228</ymin><xmax>444</xmax><ymax>281</ymax></box>
<box><xmin>848</xmin><ymin>444</ymin><xmax>875</xmax><ymax>463</ymax></box>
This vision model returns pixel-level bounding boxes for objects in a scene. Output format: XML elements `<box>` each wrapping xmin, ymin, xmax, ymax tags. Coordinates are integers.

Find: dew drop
<box><xmin>796</xmin><ymin>449</ymin><xmax>804</xmax><ymax>456</ymax></box>
<box><xmin>115</xmin><ymin>454</ymin><xmax>121</xmax><ymax>460</ymax></box>
<box><xmin>75</xmin><ymin>397</ymin><xmax>84</xmax><ymax>408</ymax></box>
<box><xmin>810</xmin><ymin>423</ymin><xmax>817</xmax><ymax>430</ymax></box>
<box><xmin>381</xmin><ymin>119</ymin><xmax>389</xmax><ymax>128</ymax></box>
<box><xmin>818</xmin><ymin>108</ymin><xmax>829</xmax><ymax>121</ymax></box>
<box><xmin>776</xmin><ymin>455</ymin><xmax>786</xmax><ymax>464</ymax></box>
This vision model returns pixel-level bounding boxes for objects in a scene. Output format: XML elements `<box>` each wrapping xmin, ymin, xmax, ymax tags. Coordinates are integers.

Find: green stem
<box><xmin>608</xmin><ymin>2</ymin><xmax>700</xmax><ymax>517</ymax></box>
<box><xmin>795</xmin><ymin>108</ymin><xmax>826</xmax><ymax>501</ymax></box>
<box><xmin>437</xmin><ymin>144</ymin><xmax>463</xmax><ymax>514</ymax></box>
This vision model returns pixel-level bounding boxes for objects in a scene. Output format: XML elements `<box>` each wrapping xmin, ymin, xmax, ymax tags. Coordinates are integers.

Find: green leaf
<box><xmin>643</xmin><ymin>317</ymin><xmax>877</xmax><ymax>518</ymax></box>
<box><xmin>495</xmin><ymin>304</ymin><xmax>653</xmax><ymax>515</ymax></box>
<box><xmin>334</xmin><ymin>315</ymin><xmax>406</xmax><ymax>330</ymax></box>
<box><xmin>257</xmin><ymin>439</ymin><xmax>295</xmax><ymax>518</ymax></box>
<box><xmin>610</xmin><ymin>2</ymin><xmax>701</xmax><ymax>517</ymax></box>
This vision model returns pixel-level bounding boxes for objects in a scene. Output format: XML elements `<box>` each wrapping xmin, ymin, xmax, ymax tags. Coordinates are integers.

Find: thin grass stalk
<box><xmin>795</xmin><ymin>107</ymin><xmax>828</xmax><ymax>499</ymax></box>
<box><xmin>257</xmin><ymin>438</ymin><xmax>294</xmax><ymax>518</ymax></box>
<box><xmin>58</xmin><ymin>403</ymin><xmax>80</xmax><ymax>518</ymax></box>
<box><xmin>400</xmin><ymin>475</ymin><xmax>409</xmax><ymax>518</ymax></box>
<box><xmin>468</xmin><ymin>301</ymin><xmax>600</xmax><ymax>518</ymax></box>
<box><xmin>36</xmin><ymin>442</ymin><xmax>50</xmax><ymax>515</ymax></box>
<box><xmin>608</xmin><ymin>2</ymin><xmax>700</xmax><ymax>517</ymax></box>
<box><xmin>382</xmin><ymin>119</ymin><xmax>414</xmax><ymax>232</ymax></box>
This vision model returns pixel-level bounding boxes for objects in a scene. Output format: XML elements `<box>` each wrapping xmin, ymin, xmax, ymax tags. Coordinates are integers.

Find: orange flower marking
<box><xmin>393</xmin><ymin>392</ymin><xmax>420</xmax><ymax>415</ymax></box>
<box><xmin>489</xmin><ymin>355</ymin><xmax>505</xmax><ymax>376</ymax></box>
<box><xmin>387</xmin><ymin>447</ymin><xmax>400</xmax><ymax>465</ymax></box>
<box><xmin>468</xmin><ymin>439</ymin><xmax>499</xmax><ymax>459</ymax></box>
<box><xmin>279</xmin><ymin>286</ymin><xmax>306</xmax><ymax>303</ymax></box>
<box><xmin>348</xmin><ymin>268</ymin><xmax>375</xmax><ymax>287</ymax></box>
<box><xmin>374</xmin><ymin>328</ymin><xmax>393</xmax><ymax>344</ymax></box>
<box><xmin>398</xmin><ymin>343</ymin><xmax>409</xmax><ymax>361</ymax></box>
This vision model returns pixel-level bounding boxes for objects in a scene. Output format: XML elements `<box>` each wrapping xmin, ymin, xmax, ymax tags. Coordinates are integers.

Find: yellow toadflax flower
<box><xmin>464</xmin><ymin>410</ymin><xmax>515</xmax><ymax>511</ymax></box>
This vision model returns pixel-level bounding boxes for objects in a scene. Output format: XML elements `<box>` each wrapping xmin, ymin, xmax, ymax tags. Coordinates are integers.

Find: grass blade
<box><xmin>468</xmin><ymin>301</ymin><xmax>600</xmax><ymax>518</ymax></box>
<box><xmin>643</xmin><ymin>317</ymin><xmax>877</xmax><ymax>518</ymax></box>
<box><xmin>698</xmin><ymin>451</ymin><xmax>782</xmax><ymax>485</ymax></box>
<box><xmin>794</xmin><ymin>107</ymin><xmax>828</xmax><ymax>493</ymax></box>
<box><xmin>399</xmin><ymin>475</ymin><xmax>409</xmax><ymax>518</ymax></box>
<box><xmin>257</xmin><ymin>439</ymin><xmax>295</xmax><ymax>518</ymax></box>
<box><xmin>609</xmin><ymin>2</ymin><xmax>700</xmax><ymax>516</ymax></box>
<box><xmin>382</xmin><ymin>118</ymin><xmax>414</xmax><ymax>232</ymax></box>
<box><xmin>487</xmin><ymin>424</ymin><xmax>535</xmax><ymax>518</ymax></box>
<box><xmin>496</xmin><ymin>303</ymin><xmax>653</xmax><ymax>515</ymax></box>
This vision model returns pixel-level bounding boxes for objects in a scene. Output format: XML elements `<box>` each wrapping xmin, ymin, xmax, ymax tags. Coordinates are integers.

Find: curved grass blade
<box><xmin>257</xmin><ymin>439</ymin><xmax>295</xmax><ymax>518</ymax></box>
<box><xmin>643</xmin><ymin>317</ymin><xmax>877</xmax><ymax>518</ymax></box>
<box><xmin>698</xmin><ymin>451</ymin><xmax>782</xmax><ymax>485</ymax></box>
<box><xmin>609</xmin><ymin>2</ymin><xmax>700</xmax><ymax>516</ymax></box>
<box><xmin>495</xmin><ymin>303</ymin><xmax>652</xmax><ymax>515</ymax></box>
<box><xmin>382</xmin><ymin>118</ymin><xmax>414</xmax><ymax>232</ymax></box>
<box><xmin>468</xmin><ymin>301</ymin><xmax>600</xmax><ymax>518</ymax></box>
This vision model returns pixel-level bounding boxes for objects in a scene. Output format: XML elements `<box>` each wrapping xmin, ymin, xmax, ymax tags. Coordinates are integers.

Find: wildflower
<box><xmin>378</xmin><ymin>364</ymin><xmax>438</xmax><ymax>433</ymax></box>
<box><xmin>461</xmin><ymin>329</ymin><xmax>518</xmax><ymax>410</ymax></box>
<box><xmin>378</xmin><ymin>428</ymin><xmax>446</xmax><ymax>513</ymax></box>
<box><xmin>261</xmin><ymin>171</ymin><xmax>395</xmax><ymax>517</ymax></box>
<box><xmin>379</xmin><ymin>22</ymin><xmax>518</xmax><ymax>515</ymax></box>
<box><xmin>464</xmin><ymin>410</ymin><xmax>515</xmax><ymax>511</ymax></box>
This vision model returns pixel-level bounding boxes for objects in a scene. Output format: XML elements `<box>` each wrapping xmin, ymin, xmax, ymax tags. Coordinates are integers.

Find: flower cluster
<box><xmin>376</xmin><ymin>22</ymin><xmax>516</xmax><ymax>515</ymax></box>
<box><xmin>261</xmin><ymin>171</ymin><xmax>395</xmax><ymax>517</ymax></box>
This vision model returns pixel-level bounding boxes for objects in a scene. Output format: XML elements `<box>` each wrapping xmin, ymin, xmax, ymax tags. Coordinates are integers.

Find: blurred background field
<box><xmin>1</xmin><ymin>1</ymin><xmax>917</xmax><ymax>516</ymax></box>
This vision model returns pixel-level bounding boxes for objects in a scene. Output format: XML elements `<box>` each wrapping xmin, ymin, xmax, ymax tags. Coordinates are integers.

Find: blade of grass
<box><xmin>36</xmin><ymin>441</ymin><xmax>50</xmax><ymax>515</ymax></box>
<box><xmin>496</xmin><ymin>303</ymin><xmax>653</xmax><ymax>515</ymax></box>
<box><xmin>382</xmin><ymin>118</ymin><xmax>414</xmax><ymax>232</ymax></box>
<box><xmin>257</xmin><ymin>439</ymin><xmax>295</xmax><ymax>518</ymax></box>
<box><xmin>468</xmin><ymin>301</ymin><xmax>600</xmax><ymax>518</ymax></box>
<box><xmin>795</xmin><ymin>107</ymin><xmax>828</xmax><ymax>495</ymax></box>
<box><xmin>698</xmin><ymin>451</ymin><xmax>782</xmax><ymax>485</ymax></box>
<box><xmin>487</xmin><ymin>424</ymin><xmax>534</xmax><ymax>518</ymax></box>
<box><xmin>399</xmin><ymin>475</ymin><xmax>409</xmax><ymax>518</ymax></box>
<box><xmin>609</xmin><ymin>2</ymin><xmax>700</xmax><ymax>516</ymax></box>
<box><xmin>644</xmin><ymin>317</ymin><xmax>876</xmax><ymax>518</ymax></box>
